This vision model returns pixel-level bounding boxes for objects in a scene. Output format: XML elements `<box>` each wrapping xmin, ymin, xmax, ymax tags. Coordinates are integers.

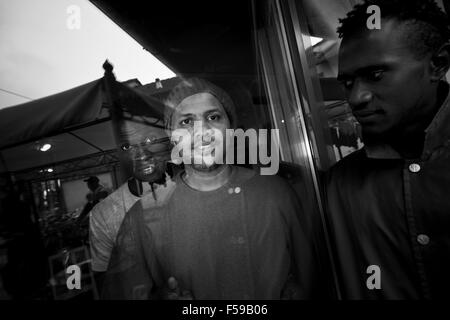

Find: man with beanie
<box><xmin>105</xmin><ymin>77</ymin><xmax>319</xmax><ymax>300</ymax></box>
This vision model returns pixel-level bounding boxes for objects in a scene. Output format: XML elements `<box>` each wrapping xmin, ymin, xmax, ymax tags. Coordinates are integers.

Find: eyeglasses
<box><xmin>120</xmin><ymin>136</ymin><xmax>171</xmax><ymax>152</ymax></box>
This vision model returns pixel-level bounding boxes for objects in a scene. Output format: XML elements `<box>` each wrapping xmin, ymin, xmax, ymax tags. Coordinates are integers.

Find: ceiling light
<box><xmin>39</xmin><ymin>143</ymin><xmax>52</xmax><ymax>152</ymax></box>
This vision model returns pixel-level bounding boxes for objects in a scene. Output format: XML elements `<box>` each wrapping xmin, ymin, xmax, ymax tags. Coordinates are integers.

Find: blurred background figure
<box><xmin>84</xmin><ymin>176</ymin><xmax>110</xmax><ymax>206</ymax></box>
<box><xmin>76</xmin><ymin>176</ymin><xmax>110</xmax><ymax>224</ymax></box>
<box><xmin>0</xmin><ymin>173</ymin><xmax>47</xmax><ymax>299</ymax></box>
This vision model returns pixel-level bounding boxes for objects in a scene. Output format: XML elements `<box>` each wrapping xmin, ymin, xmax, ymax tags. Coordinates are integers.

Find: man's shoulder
<box><xmin>325</xmin><ymin>149</ymin><xmax>374</xmax><ymax>191</ymax></box>
<box><xmin>234</xmin><ymin>167</ymin><xmax>300</xmax><ymax>219</ymax></box>
<box><xmin>234</xmin><ymin>166</ymin><xmax>293</xmax><ymax>195</ymax></box>
<box><xmin>329</xmin><ymin>149</ymin><xmax>367</xmax><ymax>173</ymax></box>
<box><xmin>90</xmin><ymin>183</ymin><xmax>134</xmax><ymax>218</ymax></box>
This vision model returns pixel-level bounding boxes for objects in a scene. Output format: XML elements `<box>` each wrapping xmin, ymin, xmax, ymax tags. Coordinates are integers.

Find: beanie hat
<box><xmin>164</xmin><ymin>77</ymin><xmax>236</xmax><ymax>130</ymax></box>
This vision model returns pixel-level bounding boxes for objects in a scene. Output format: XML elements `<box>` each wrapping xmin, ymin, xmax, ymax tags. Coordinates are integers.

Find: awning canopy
<box><xmin>0</xmin><ymin>79</ymin><xmax>105</xmax><ymax>151</ymax></box>
<box><xmin>90</xmin><ymin>0</ymin><xmax>255</xmax><ymax>78</ymax></box>
<box><xmin>0</xmin><ymin>72</ymin><xmax>166</xmax><ymax>174</ymax></box>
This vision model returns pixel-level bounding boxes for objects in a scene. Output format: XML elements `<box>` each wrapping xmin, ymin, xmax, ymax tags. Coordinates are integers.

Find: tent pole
<box><xmin>102</xmin><ymin>60</ymin><xmax>127</xmax><ymax>185</ymax></box>
<box><xmin>102</xmin><ymin>60</ymin><xmax>122</xmax><ymax>140</ymax></box>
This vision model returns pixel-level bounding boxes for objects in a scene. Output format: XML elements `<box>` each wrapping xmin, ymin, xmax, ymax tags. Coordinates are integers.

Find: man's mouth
<box><xmin>141</xmin><ymin>165</ymin><xmax>155</xmax><ymax>175</ymax></box>
<box><xmin>134</xmin><ymin>159</ymin><xmax>157</xmax><ymax>175</ymax></box>
<box><xmin>353</xmin><ymin>109</ymin><xmax>382</xmax><ymax>121</ymax></box>
<box><xmin>192</xmin><ymin>139</ymin><xmax>216</xmax><ymax>151</ymax></box>
<box><xmin>197</xmin><ymin>143</ymin><xmax>215</xmax><ymax>150</ymax></box>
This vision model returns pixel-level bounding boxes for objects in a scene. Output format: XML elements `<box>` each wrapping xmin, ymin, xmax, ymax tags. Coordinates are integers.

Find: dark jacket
<box><xmin>325</xmin><ymin>85</ymin><xmax>450</xmax><ymax>299</ymax></box>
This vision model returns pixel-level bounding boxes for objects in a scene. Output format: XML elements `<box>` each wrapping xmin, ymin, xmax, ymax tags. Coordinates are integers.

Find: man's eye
<box><xmin>179</xmin><ymin>119</ymin><xmax>192</xmax><ymax>126</ymax></box>
<box><xmin>144</xmin><ymin>137</ymin><xmax>155</xmax><ymax>145</ymax></box>
<box><xmin>121</xmin><ymin>143</ymin><xmax>131</xmax><ymax>151</ymax></box>
<box><xmin>341</xmin><ymin>79</ymin><xmax>354</xmax><ymax>89</ymax></box>
<box><xmin>207</xmin><ymin>114</ymin><xmax>220</xmax><ymax>121</ymax></box>
<box><xmin>368</xmin><ymin>70</ymin><xmax>384</xmax><ymax>81</ymax></box>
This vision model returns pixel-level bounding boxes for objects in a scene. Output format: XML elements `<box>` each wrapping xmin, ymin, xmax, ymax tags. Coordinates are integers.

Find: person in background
<box><xmin>89</xmin><ymin>114</ymin><xmax>176</xmax><ymax>294</ymax></box>
<box><xmin>0</xmin><ymin>174</ymin><xmax>47</xmax><ymax>299</ymax></box>
<box><xmin>84</xmin><ymin>176</ymin><xmax>110</xmax><ymax>205</ymax></box>
<box><xmin>326</xmin><ymin>0</ymin><xmax>450</xmax><ymax>299</ymax></box>
<box><xmin>76</xmin><ymin>176</ymin><xmax>110</xmax><ymax>225</ymax></box>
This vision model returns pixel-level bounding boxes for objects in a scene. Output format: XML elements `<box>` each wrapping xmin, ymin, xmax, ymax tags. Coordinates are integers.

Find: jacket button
<box><xmin>409</xmin><ymin>163</ymin><xmax>421</xmax><ymax>173</ymax></box>
<box><xmin>417</xmin><ymin>234</ymin><xmax>430</xmax><ymax>245</ymax></box>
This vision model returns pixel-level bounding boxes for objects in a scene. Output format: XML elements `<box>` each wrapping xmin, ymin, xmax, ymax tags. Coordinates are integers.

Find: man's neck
<box><xmin>128</xmin><ymin>176</ymin><xmax>167</xmax><ymax>197</ymax></box>
<box><xmin>183</xmin><ymin>164</ymin><xmax>232</xmax><ymax>191</ymax></box>
<box><xmin>367</xmin><ymin>82</ymin><xmax>448</xmax><ymax>159</ymax></box>
<box><xmin>389</xmin><ymin>130</ymin><xmax>426</xmax><ymax>159</ymax></box>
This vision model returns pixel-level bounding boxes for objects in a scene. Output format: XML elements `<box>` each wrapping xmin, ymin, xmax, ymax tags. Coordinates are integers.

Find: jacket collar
<box><xmin>365</xmin><ymin>81</ymin><xmax>450</xmax><ymax>160</ymax></box>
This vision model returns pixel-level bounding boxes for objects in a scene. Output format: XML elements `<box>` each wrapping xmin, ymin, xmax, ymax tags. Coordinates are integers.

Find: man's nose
<box><xmin>347</xmin><ymin>81</ymin><xmax>373</xmax><ymax>109</ymax></box>
<box><xmin>133</xmin><ymin>145</ymin><xmax>152</xmax><ymax>160</ymax></box>
<box><xmin>193</xmin><ymin>121</ymin><xmax>214</xmax><ymax>139</ymax></box>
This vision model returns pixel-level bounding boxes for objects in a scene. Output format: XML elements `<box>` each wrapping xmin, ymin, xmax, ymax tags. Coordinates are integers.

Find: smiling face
<box><xmin>170</xmin><ymin>92</ymin><xmax>231</xmax><ymax>172</ymax></box>
<box><xmin>117</xmin><ymin>119</ymin><xmax>171</xmax><ymax>182</ymax></box>
<box><xmin>338</xmin><ymin>19</ymin><xmax>438</xmax><ymax>139</ymax></box>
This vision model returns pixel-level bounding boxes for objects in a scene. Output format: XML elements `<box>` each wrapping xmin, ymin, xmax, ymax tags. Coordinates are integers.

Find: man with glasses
<box><xmin>89</xmin><ymin>113</ymin><xmax>175</xmax><ymax>290</ymax></box>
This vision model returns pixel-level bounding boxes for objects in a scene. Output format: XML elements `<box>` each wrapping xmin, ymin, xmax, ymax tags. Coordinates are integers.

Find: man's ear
<box><xmin>430</xmin><ymin>43</ymin><xmax>450</xmax><ymax>81</ymax></box>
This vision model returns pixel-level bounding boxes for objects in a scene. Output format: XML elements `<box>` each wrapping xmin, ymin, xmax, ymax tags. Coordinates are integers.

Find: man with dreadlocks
<box><xmin>325</xmin><ymin>0</ymin><xmax>450</xmax><ymax>299</ymax></box>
